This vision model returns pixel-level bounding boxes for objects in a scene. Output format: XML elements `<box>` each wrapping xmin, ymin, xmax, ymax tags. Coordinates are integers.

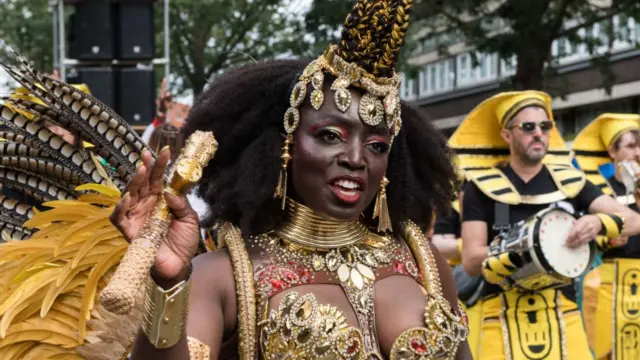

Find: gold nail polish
<box><xmin>161</xmin><ymin>145</ymin><xmax>171</xmax><ymax>153</ymax></box>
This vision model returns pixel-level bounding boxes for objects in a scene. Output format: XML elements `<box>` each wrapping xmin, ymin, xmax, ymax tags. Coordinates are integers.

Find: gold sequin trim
<box><xmin>223</xmin><ymin>223</ymin><xmax>258</xmax><ymax>360</ymax></box>
<box><xmin>187</xmin><ymin>336</ymin><xmax>211</xmax><ymax>360</ymax></box>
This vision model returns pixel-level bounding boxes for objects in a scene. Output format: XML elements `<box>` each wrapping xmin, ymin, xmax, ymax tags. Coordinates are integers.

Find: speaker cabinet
<box><xmin>68</xmin><ymin>0</ymin><xmax>114</xmax><ymax>60</ymax></box>
<box><xmin>116</xmin><ymin>68</ymin><xmax>156</xmax><ymax>125</ymax></box>
<box><xmin>113</xmin><ymin>2</ymin><xmax>155</xmax><ymax>60</ymax></box>
<box><xmin>66</xmin><ymin>67</ymin><xmax>116</xmax><ymax>110</ymax></box>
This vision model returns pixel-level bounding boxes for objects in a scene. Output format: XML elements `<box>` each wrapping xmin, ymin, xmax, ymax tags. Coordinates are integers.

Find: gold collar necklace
<box><xmin>276</xmin><ymin>198</ymin><xmax>368</xmax><ymax>250</ymax></box>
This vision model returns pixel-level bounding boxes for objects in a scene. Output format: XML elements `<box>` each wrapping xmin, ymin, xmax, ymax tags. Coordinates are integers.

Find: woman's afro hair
<box><xmin>183</xmin><ymin>59</ymin><xmax>459</xmax><ymax>235</ymax></box>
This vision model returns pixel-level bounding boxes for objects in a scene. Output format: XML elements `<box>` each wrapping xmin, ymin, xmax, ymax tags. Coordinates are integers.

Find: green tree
<box><xmin>159</xmin><ymin>0</ymin><xmax>309</xmax><ymax>96</ymax></box>
<box><xmin>302</xmin><ymin>0</ymin><xmax>351</xmax><ymax>56</ymax></box>
<box><xmin>416</xmin><ymin>0</ymin><xmax>640</xmax><ymax>92</ymax></box>
<box><xmin>0</xmin><ymin>0</ymin><xmax>54</xmax><ymax>73</ymax></box>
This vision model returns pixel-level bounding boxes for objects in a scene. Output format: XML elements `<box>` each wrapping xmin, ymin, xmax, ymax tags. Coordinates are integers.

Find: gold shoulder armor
<box><xmin>220</xmin><ymin>223</ymin><xmax>258</xmax><ymax>359</ymax></box>
<box><xmin>581</xmin><ymin>169</ymin><xmax>615</xmax><ymax>197</ymax></box>
<box><xmin>546</xmin><ymin>164</ymin><xmax>586</xmax><ymax>198</ymax></box>
<box><xmin>466</xmin><ymin>168</ymin><xmax>521</xmax><ymax>205</ymax></box>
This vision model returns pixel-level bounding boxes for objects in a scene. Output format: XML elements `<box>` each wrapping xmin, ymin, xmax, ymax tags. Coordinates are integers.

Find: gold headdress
<box><xmin>449</xmin><ymin>91</ymin><xmax>572</xmax><ymax>173</ymax></box>
<box><xmin>276</xmin><ymin>0</ymin><xmax>414</xmax><ymax>233</ymax></box>
<box><xmin>572</xmin><ymin>113</ymin><xmax>640</xmax><ymax>195</ymax></box>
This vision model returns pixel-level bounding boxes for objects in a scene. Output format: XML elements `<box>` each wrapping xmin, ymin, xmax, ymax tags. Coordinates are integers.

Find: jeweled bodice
<box><xmin>248</xmin><ymin>229</ymin><xmax>468</xmax><ymax>359</ymax></box>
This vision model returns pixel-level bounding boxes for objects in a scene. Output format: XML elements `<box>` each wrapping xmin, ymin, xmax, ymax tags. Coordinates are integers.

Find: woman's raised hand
<box><xmin>110</xmin><ymin>148</ymin><xmax>201</xmax><ymax>283</ymax></box>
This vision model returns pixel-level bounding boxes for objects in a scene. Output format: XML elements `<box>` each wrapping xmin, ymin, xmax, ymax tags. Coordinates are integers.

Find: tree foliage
<box><xmin>0</xmin><ymin>0</ymin><xmax>54</xmax><ymax>74</ymax></box>
<box><xmin>159</xmin><ymin>0</ymin><xmax>309</xmax><ymax>95</ymax></box>
<box><xmin>415</xmin><ymin>0</ymin><xmax>640</xmax><ymax>92</ymax></box>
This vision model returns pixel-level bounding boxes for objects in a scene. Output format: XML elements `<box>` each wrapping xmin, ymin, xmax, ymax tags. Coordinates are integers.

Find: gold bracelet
<box><xmin>141</xmin><ymin>269</ymin><xmax>192</xmax><ymax>349</ymax></box>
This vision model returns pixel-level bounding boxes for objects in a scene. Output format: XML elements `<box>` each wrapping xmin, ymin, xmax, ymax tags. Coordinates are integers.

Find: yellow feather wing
<box><xmin>0</xmin><ymin>184</ymin><xmax>135</xmax><ymax>359</ymax></box>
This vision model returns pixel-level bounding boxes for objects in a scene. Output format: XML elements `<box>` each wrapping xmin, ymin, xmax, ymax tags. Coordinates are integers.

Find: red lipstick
<box><xmin>329</xmin><ymin>175</ymin><xmax>365</xmax><ymax>205</ymax></box>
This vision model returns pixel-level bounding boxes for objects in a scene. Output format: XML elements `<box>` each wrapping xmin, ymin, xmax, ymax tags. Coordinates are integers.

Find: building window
<box><xmin>399</xmin><ymin>75</ymin><xmax>417</xmax><ymax>100</ymax></box>
<box><xmin>501</xmin><ymin>56</ymin><xmax>517</xmax><ymax>77</ymax></box>
<box><xmin>457</xmin><ymin>53</ymin><xmax>472</xmax><ymax>86</ymax></box>
<box><xmin>419</xmin><ymin>58</ymin><xmax>454</xmax><ymax>96</ymax></box>
<box><xmin>479</xmin><ymin>53</ymin><xmax>498</xmax><ymax>81</ymax></box>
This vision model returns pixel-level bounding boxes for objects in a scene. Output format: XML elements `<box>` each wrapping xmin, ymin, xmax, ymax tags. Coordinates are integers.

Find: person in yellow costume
<box><xmin>573</xmin><ymin>113</ymin><xmax>640</xmax><ymax>360</ymax></box>
<box><xmin>451</xmin><ymin>90</ymin><xmax>640</xmax><ymax>360</ymax></box>
<box><xmin>0</xmin><ymin>1</ymin><xmax>473</xmax><ymax>359</ymax></box>
<box><xmin>432</xmin><ymin>195</ymin><xmax>464</xmax><ymax>266</ymax></box>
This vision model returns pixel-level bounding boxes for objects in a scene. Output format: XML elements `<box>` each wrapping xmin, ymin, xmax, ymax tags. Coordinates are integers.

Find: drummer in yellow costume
<box><xmin>451</xmin><ymin>91</ymin><xmax>640</xmax><ymax>360</ymax></box>
<box><xmin>432</xmin><ymin>196</ymin><xmax>463</xmax><ymax>266</ymax></box>
<box><xmin>573</xmin><ymin>113</ymin><xmax>640</xmax><ymax>360</ymax></box>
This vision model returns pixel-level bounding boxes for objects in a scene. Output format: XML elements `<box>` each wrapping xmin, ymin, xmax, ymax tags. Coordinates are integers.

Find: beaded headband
<box><xmin>282</xmin><ymin>0</ymin><xmax>412</xmax><ymax>139</ymax></box>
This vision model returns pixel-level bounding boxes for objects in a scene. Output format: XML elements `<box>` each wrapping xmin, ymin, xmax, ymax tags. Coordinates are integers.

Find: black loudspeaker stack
<box><xmin>66</xmin><ymin>0</ymin><xmax>157</xmax><ymax>127</ymax></box>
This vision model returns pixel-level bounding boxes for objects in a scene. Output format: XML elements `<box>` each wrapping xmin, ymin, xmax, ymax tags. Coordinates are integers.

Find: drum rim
<box><xmin>530</xmin><ymin>207</ymin><xmax>594</xmax><ymax>280</ymax></box>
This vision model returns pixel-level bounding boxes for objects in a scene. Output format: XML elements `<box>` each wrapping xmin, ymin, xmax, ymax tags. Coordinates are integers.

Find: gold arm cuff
<box><xmin>142</xmin><ymin>272</ymin><xmax>192</xmax><ymax>349</ymax></box>
<box><xmin>187</xmin><ymin>336</ymin><xmax>211</xmax><ymax>360</ymax></box>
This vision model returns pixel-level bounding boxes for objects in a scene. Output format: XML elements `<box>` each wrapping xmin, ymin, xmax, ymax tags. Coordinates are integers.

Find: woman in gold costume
<box><xmin>117</xmin><ymin>0</ymin><xmax>470</xmax><ymax>359</ymax></box>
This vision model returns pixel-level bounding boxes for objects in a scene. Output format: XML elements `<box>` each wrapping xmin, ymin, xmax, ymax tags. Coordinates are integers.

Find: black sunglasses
<box><xmin>508</xmin><ymin>121</ymin><xmax>554</xmax><ymax>134</ymax></box>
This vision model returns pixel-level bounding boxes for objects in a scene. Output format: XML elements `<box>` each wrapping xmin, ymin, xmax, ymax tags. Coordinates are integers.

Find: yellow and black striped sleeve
<box><xmin>481</xmin><ymin>252</ymin><xmax>522</xmax><ymax>287</ymax></box>
<box><xmin>595</xmin><ymin>213</ymin><xmax>625</xmax><ymax>239</ymax></box>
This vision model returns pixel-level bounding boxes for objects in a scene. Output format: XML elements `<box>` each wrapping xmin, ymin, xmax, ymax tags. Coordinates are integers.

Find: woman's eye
<box><xmin>319</xmin><ymin>130</ymin><xmax>343</xmax><ymax>143</ymax></box>
<box><xmin>369</xmin><ymin>142</ymin><xmax>389</xmax><ymax>154</ymax></box>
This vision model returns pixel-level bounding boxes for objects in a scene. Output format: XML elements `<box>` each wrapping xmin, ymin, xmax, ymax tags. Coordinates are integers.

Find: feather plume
<box><xmin>0</xmin><ymin>43</ymin><xmax>162</xmax><ymax>359</ymax></box>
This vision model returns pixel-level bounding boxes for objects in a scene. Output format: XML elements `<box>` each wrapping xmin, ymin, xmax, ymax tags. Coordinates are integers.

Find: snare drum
<box><xmin>489</xmin><ymin>207</ymin><xmax>595</xmax><ymax>291</ymax></box>
<box><xmin>618</xmin><ymin>160</ymin><xmax>640</xmax><ymax>192</ymax></box>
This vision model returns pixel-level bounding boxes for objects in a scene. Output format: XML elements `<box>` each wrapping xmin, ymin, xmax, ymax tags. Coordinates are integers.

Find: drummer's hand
<box><xmin>611</xmin><ymin>236</ymin><xmax>629</xmax><ymax>247</ymax></box>
<box><xmin>110</xmin><ymin>148</ymin><xmax>201</xmax><ymax>284</ymax></box>
<box><xmin>566</xmin><ymin>215</ymin><xmax>603</xmax><ymax>248</ymax></box>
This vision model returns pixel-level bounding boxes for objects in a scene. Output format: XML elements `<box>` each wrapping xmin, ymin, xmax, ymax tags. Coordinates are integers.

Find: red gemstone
<box><xmin>300</xmin><ymin>269</ymin><xmax>312</xmax><ymax>283</ymax></box>
<box><xmin>347</xmin><ymin>340</ymin><xmax>360</xmax><ymax>354</ymax></box>
<box><xmin>270</xmin><ymin>279</ymin><xmax>286</xmax><ymax>291</ymax></box>
<box><xmin>393</xmin><ymin>260</ymin><xmax>406</xmax><ymax>274</ymax></box>
<box><xmin>281</xmin><ymin>270</ymin><xmax>297</xmax><ymax>283</ymax></box>
<box><xmin>411</xmin><ymin>339</ymin><xmax>427</xmax><ymax>354</ymax></box>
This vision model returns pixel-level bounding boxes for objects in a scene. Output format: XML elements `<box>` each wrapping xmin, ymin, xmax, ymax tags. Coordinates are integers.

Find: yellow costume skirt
<box><xmin>468</xmin><ymin>289</ymin><xmax>593</xmax><ymax>360</ymax></box>
<box><xmin>583</xmin><ymin>258</ymin><xmax>640</xmax><ymax>360</ymax></box>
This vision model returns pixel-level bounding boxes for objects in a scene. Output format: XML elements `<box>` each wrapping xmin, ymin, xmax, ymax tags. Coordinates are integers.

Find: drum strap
<box><xmin>493</xmin><ymin>202</ymin><xmax>511</xmax><ymax>233</ymax></box>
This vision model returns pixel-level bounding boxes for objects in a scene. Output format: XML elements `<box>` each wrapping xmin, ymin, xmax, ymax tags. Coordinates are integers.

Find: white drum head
<box><xmin>536</xmin><ymin>209</ymin><xmax>591</xmax><ymax>278</ymax></box>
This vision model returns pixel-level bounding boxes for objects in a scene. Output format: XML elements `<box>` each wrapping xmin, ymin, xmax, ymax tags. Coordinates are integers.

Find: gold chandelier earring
<box><xmin>373</xmin><ymin>176</ymin><xmax>392</xmax><ymax>233</ymax></box>
<box><xmin>275</xmin><ymin>82</ymin><xmax>303</xmax><ymax>209</ymax></box>
<box><xmin>275</xmin><ymin>134</ymin><xmax>293</xmax><ymax>209</ymax></box>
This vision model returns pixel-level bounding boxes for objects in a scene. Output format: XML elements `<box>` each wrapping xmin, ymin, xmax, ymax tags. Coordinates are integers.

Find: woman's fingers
<box><xmin>110</xmin><ymin>193</ymin><xmax>131</xmax><ymax>237</ymax></box>
<box><xmin>137</xmin><ymin>150</ymin><xmax>155</xmax><ymax>199</ymax></box>
<box><xmin>126</xmin><ymin>165</ymin><xmax>147</xmax><ymax>205</ymax></box>
<box><xmin>149</xmin><ymin>147</ymin><xmax>171</xmax><ymax>195</ymax></box>
<box><xmin>164</xmin><ymin>191</ymin><xmax>198</xmax><ymax>222</ymax></box>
